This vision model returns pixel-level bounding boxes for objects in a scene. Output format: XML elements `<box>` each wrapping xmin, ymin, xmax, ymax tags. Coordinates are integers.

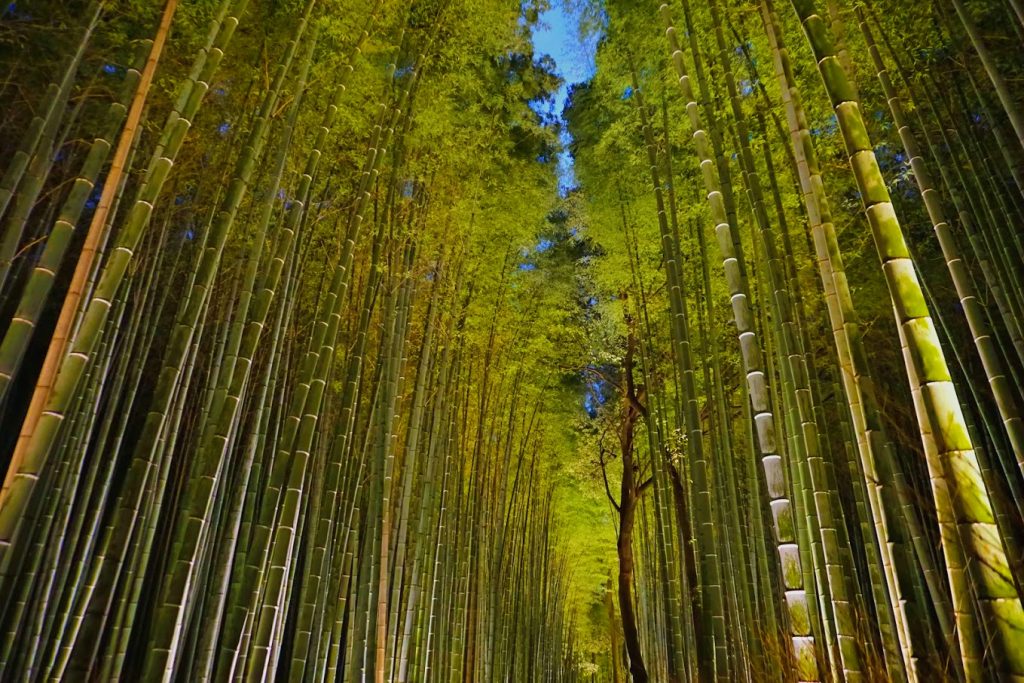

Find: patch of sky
<box><xmin>810</xmin><ymin>113</ymin><xmax>838</xmax><ymax>138</ymax></box>
<box><xmin>535</xmin><ymin>238</ymin><xmax>553</xmax><ymax>252</ymax></box>
<box><xmin>519</xmin><ymin>262</ymin><xmax>537</xmax><ymax>271</ymax></box>
<box><xmin>85</xmin><ymin>184</ymin><xmax>103</xmax><ymax>210</ymax></box>
<box><xmin>4</xmin><ymin>2</ymin><xmax>31</xmax><ymax>19</ymax></box>
<box><xmin>529</xmin><ymin>0</ymin><xmax>601</xmax><ymax>195</ymax></box>
<box><xmin>583</xmin><ymin>376</ymin><xmax>607</xmax><ymax>417</ymax></box>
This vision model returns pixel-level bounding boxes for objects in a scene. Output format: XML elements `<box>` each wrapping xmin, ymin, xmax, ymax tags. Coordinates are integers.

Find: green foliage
<box><xmin>0</xmin><ymin>0</ymin><xmax>1023</xmax><ymax>679</ymax></box>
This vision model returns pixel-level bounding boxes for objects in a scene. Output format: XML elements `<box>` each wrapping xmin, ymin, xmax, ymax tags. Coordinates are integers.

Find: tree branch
<box><xmin>598</xmin><ymin>440</ymin><xmax>622</xmax><ymax>513</ymax></box>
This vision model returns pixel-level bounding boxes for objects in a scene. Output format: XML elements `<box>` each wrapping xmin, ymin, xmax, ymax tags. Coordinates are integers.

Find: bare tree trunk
<box><xmin>615</xmin><ymin>326</ymin><xmax>648</xmax><ymax>683</ymax></box>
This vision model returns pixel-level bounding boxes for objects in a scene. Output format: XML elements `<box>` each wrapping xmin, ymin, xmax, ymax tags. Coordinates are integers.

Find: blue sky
<box><xmin>530</xmin><ymin>1</ymin><xmax>598</xmax><ymax>194</ymax></box>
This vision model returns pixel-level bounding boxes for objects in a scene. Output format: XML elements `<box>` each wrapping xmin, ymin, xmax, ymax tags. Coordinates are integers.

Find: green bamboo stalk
<box><xmin>140</xmin><ymin>13</ymin><xmax>316</xmax><ymax>673</ymax></box>
<box><xmin>858</xmin><ymin>10</ymin><xmax>1024</xmax><ymax>489</ymax></box>
<box><xmin>760</xmin><ymin>5</ymin><xmax>953</xmax><ymax>676</ymax></box>
<box><xmin>0</xmin><ymin>0</ymin><xmax>244</xmax><ymax>571</ymax></box>
<box><xmin>0</xmin><ymin>41</ymin><xmax>149</xmax><ymax>410</ymax></box>
<box><xmin>0</xmin><ymin>3</ymin><xmax>104</xmax><ymax>224</ymax></box>
<box><xmin>789</xmin><ymin>0</ymin><xmax>1024</xmax><ymax>677</ymax></box>
<box><xmin>629</xmin><ymin>74</ymin><xmax>725</xmax><ymax>681</ymax></box>
<box><xmin>0</xmin><ymin>81</ymin><xmax>68</xmax><ymax>296</ymax></box>
<box><xmin>660</xmin><ymin>7</ymin><xmax>820</xmax><ymax>679</ymax></box>
<box><xmin>949</xmin><ymin>0</ymin><xmax>1024</xmax><ymax>159</ymax></box>
<box><xmin>709</xmin><ymin>1</ymin><xmax>870</xmax><ymax>673</ymax></box>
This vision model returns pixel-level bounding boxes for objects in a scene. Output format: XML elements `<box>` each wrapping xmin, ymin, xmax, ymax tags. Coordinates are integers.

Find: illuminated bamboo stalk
<box><xmin>0</xmin><ymin>40</ymin><xmax>149</xmax><ymax>411</ymax></box>
<box><xmin>660</xmin><ymin>6</ymin><xmax>820</xmax><ymax>679</ymax></box>
<box><xmin>0</xmin><ymin>0</ymin><xmax>241</xmax><ymax>571</ymax></box>
<box><xmin>761</xmin><ymin>4</ymin><xmax>952</xmax><ymax>675</ymax></box>
<box><xmin>788</xmin><ymin>0</ymin><xmax>1024</xmax><ymax>677</ymax></box>
<box><xmin>858</xmin><ymin>11</ymin><xmax>1024</xmax><ymax>486</ymax></box>
<box><xmin>630</xmin><ymin>73</ymin><xmax>725</xmax><ymax>681</ymax></box>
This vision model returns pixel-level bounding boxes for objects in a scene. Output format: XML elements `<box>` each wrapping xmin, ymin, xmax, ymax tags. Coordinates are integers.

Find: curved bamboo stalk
<box><xmin>788</xmin><ymin>0</ymin><xmax>1024</xmax><ymax>677</ymax></box>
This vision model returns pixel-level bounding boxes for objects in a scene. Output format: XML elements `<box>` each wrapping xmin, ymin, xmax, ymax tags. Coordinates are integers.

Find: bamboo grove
<box><xmin>0</xmin><ymin>0</ymin><xmax>1022</xmax><ymax>680</ymax></box>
